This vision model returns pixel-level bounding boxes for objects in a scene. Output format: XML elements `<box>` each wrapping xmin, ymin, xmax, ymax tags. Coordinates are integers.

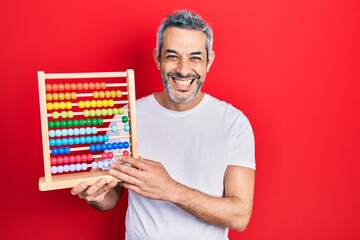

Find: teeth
<box><xmin>175</xmin><ymin>79</ymin><xmax>192</xmax><ymax>86</ymax></box>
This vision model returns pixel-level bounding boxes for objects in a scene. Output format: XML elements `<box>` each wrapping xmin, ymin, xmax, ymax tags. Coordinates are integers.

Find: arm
<box><xmin>109</xmin><ymin>156</ymin><xmax>255</xmax><ymax>231</ymax></box>
<box><xmin>71</xmin><ymin>178</ymin><xmax>123</xmax><ymax>211</ymax></box>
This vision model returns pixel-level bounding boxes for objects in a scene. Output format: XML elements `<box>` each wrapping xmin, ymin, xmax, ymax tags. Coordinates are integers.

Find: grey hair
<box><xmin>156</xmin><ymin>10</ymin><xmax>213</xmax><ymax>62</ymax></box>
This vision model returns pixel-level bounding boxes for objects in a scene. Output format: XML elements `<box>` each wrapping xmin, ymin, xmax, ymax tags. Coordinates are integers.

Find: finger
<box><xmin>109</xmin><ymin>165</ymin><xmax>143</xmax><ymax>186</ymax></box>
<box><xmin>71</xmin><ymin>182</ymin><xmax>89</xmax><ymax>196</ymax></box>
<box><xmin>118</xmin><ymin>155</ymin><xmax>150</xmax><ymax>171</ymax></box>
<box><xmin>85</xmin><ymin>178</ymin><xmax>108</xmax><ymax>195</ymax></box>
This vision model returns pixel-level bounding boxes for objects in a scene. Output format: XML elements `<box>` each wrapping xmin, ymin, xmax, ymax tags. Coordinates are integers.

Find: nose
<box><xmin>176</xmin><ymin>58</ymin><xmax>191</xmax><ymax>77</ymax></box>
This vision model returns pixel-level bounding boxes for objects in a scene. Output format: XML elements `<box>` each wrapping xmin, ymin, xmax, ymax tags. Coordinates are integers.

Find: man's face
<box><xmin>154</xmin><ymin>27</ymin><xmax>214</xmax><ymax>104</ymax></box>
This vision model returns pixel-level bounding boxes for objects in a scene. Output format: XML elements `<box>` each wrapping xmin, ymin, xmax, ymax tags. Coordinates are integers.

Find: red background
<box><xmin>1</xmin><ymin>0</ymin><xmax>359</xmax><ymax>239</ymax></box>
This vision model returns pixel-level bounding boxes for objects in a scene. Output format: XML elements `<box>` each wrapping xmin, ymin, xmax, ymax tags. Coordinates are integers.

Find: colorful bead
<box><xmin>122</xmin><ymin>116</ymin><xmax>128</xmax><ymax>123</ymax></box>
<box><xmin>64</xmin><ymin>83</ymin><xmax>71</xmax><ymax>91</ymax></box>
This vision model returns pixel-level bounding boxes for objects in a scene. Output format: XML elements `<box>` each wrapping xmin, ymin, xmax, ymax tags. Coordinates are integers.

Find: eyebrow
<box><xmin>165</xmin><ymin>49</ymin><xmax>204</xmax><ymax>55</ymax></box>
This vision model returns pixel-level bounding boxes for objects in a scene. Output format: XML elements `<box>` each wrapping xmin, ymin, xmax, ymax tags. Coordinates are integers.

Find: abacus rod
<box><xmin>76</xmin><ymin>92</ymin><xmax>128</xmax><ymax>97</ymax></box>
<box><xmin>46</xmin><ymin>109</ymin><xmax>129</xmax><ymax>117</ymax></box>
<box><xmin>44</xmin><ymin>72</ymin><xmax>128</xmax><ymax>79</ymax></box>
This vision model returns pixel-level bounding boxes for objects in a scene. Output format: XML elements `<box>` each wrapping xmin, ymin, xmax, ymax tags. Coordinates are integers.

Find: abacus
<box><xmin>38</xmin><ymin>70</ymin><xmax>138</xmax><ymax>191</ymax></box>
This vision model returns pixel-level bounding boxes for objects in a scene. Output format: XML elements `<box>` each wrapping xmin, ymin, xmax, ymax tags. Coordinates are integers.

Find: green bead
<box><xmin>101</xmin><ymin>109</ymin><xmax>107</xmax><ymax>116</ymax></box>
<box><xmin>107</xmin><ymin>109</ymin><xmax>113</xmax><ymax>116</ymax></box>
<box><xmin>95</xmin><ymin>109</ymin><xmax>101</xmax><ymax>117</ymax></box>
<box><xmin>122</xmin><ymin>116</ymin><xmax>128</xmax><ymax>123</ymax></box>
<box><xmin>67</xmin><ymin>120</ymin><xmax>73</xmax><ymax>127</ymax></box>
<box><xmin>54</xmin><ymin>121</ymin><xmax>61</xmax><ymax>128</ymax></box>
<box><xmin>67</xmin><ymin>111</ymin><xmax>74</xmax><ymax>118</ymax></box>
<box><xmin>52</xmin><ymin>112</ymin><xmax>59</xmax><ymax>119</ymax></box>
<box><xmin>61</xmin><ymin>111</ymin><xmax>67</xmax><ymax>118</ymax></box>
<box><xmin>86</xmin><ymin>118</ymin><xmax>92</xmax><ymax>126</ymax></box>
<box><xmin>97</xmin><ymin>118</ymin><xmax>103</xmax><ymax>125</ymax></box>
<box><xmin>89</xmin><ymin>110</ymin><xmax>96</xmax><ymax>117</ymax></box>
<box><xmin>91</xmin><ymin>118</ymin><xmax>97</xmax><ymax>125</ymax></box>
<box><xmin>113</xmin><ymin>108</ymin><xmax>118</xmax><ymax>115</ymax></box>
<box><xmin>83</xmin><ymin>110</ymin><xmax>90</xmax><ymax>117</ymax></box>
<box><xmin>119</xmin><ymin>108</ymin><xmax>124</xmax><ymax>115</ymax></box>
<box><xmin>61</xmin><ymin>120</ymin><xmax>67</xmax><ymax>127</ymax></box>
<box><xmin>48</xmin><ymin>121</ymin><xmax>55</xmax><ymax>128</ymax></box>
<box><xmin>73</xmin><ymin>119</ymin><xmax>79</xmax><ymax>126</ymax></box>
<box><xmin>79</xmin><ymin>119</ymin><xmax>85</xmax><ymax>126</ymax></box>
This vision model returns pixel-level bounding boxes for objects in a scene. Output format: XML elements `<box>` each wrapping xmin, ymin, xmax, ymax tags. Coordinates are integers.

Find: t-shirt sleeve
<box><xmin>228</xmin><ymin>113</ymin><xmax>256</xmax><ymax>170</ymax></box>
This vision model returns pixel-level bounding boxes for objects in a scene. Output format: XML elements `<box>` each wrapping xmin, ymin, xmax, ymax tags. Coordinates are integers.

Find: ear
<box><xmin>206</xmin><ymin>50</ymin><xmax>215</xmax><ymax>72</ymax></box>
<box><xmin>153</xmin><ymin>48</ymin><xmax>161</xmax><ymax>70</ymax></box>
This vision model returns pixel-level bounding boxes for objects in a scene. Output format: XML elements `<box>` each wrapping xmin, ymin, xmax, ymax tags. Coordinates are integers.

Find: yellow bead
<box><xmin>96</xmin><ymin>100</ymin><xmax>103</xmax><ymax>108</ymax></box>
<box><xmin>108</xmin><ymin>99</ymin><xmax>114</xmax><ymax>107</ymax></box>
<box><xmin>85</xmin><ymin>100</ymin><xmax>91</xmax><ymax>108</ymax></box>
<box><xmin>99</xmin><ymin>91</ymin><xmax>105</xmax><ymax>98</ymax></box>
<box><xmin>91</xmin><ymin>100</ymin><xmax>97</xmax><ymax>108</ymax></box>
<box><xmin>46</xmin><ymin>93</ymin><xmax>52</xmax><ymax>101</ymax></box>
<box><xmin>53</xmin><ymin>102</ymin><xmax>60</xmax><ymax>110</ymax></box>
<box><xmin>47</xmin><ymin>103</ymin><xmax>54</xmax><ymax>111</ymax></box>
<box><xmin>59</xmin><ymin>102</ymin><xmax>66</xmax><ymax>109</ymax></box>
<box><xmin>66</xmin><ymin>102</ymin><xmax>72</xmax><ymax>109</ymax></box>
<box><xmin>78</xmin><ymin>101</ymin><xmax>85</xmax><ymax>108</ymax></box>
<box><xmin>102</xmin><ymin>100</ymin><xmax>109</xmax><ymax>107</ymax></box>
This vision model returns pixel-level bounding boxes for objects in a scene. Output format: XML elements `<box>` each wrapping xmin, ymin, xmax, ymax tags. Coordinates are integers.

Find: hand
<box><xmin>109</xmin><ymin>156</ymin><xmax>179</xmax><ymax>201</ymax></box>
<box><xmin>70</xmin><ymin>178</ymin><xmax>118</xmax><ymax>205</ymax></box>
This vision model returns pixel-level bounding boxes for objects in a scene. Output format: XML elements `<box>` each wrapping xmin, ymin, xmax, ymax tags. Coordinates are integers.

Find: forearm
<box><xmin>170</xmin><ymin>183</ymin><xmax>252</xmax><ymax>231</ymax></box>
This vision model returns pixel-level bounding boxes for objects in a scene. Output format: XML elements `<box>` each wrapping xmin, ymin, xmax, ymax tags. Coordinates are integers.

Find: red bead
<box><xmin>87</xmin><ymin>154</ymin><xmax>93</xmax><ymax>161</ymax></box>
<box><xmin>75</xmin><ymin>155</ymin><xmax>81</xmax><ymax>162</ymax></box>
<box><xmin>63</xmin><ymin>156</ymin><xmax>69</xmax><ymax>164</ymax></box>
<box><xmin>57</xmin><ymin>156</ymin><xmax>63</xmax><ymax>165</ymax></box>
<box><xmin>102</xmin><ymin>152</ymin><xmax>107</xmax><ymax>159</ymax></box>
<box><xmin>51</xmin><ymin>157</ymin><xmax>57</xmax><ymax>165</ymax></box>
<box><xmin>81</xmin><ymin>154</ymin><xmax>88</xmax><ymax>162</ymax></box>
<box><xmin>69</xmin><ymin>155</ymin><xmax>76</xmax><ymax>163</ymax></box>
<box><xmin>100</xmin><ymin>82</ymin><xmax>106</xmax><ymax>90</ymax></box>
<box><xmin>123</xmin><ymin>150</ymin><xmax>129</xmax><ymax>156</ymax></box>
<box><xmin>107</xmin><ymin>152</ymin><xmax>114</xmax><ymax>159</ymax></box>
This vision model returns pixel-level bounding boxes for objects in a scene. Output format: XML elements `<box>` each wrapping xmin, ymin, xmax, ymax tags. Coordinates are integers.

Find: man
<box><xmin>71</xmin><ymin>9</ymin><xmax>255</xmax><ymax>240</ymax></box>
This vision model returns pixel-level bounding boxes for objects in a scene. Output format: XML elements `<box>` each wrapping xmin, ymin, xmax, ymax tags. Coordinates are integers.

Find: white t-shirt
<box><xmin>114</xmin><ymin>94</ymin><xmax>255</xmax><ymax>240</ymax></box>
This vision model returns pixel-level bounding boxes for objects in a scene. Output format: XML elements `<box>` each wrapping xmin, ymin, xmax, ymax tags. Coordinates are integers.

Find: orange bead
<box><xmin>116</xmin><ymin>90</ymin><xmax>122</xmax><ymax>98</ymax></box>
<box><xmin>58</xmin><ymin>83</ymin><xmax>65</xmax><ymax>91</ymax></box>
<box><xmin>99</xmin><ymin>91</ymin><xmax>105</xmax><ymax>98</ymax></box>
<box><xmin>89</xmin><ymin>82</ymin><xmax>95</xmax><ymax>90</ymax></box>
<box><xmin>105</xmin><ymin>91</ymin><xmax>111</xmax><ymax>98</ymax></box>
<box><xmin>71</xmin><ymin>92</ymin><xmax>77</xmax><ymax>100</ymax></box>
<box><xmin>64</xmin><ymin>92</ymin><xmax>71</xmax><ymax>100</ymax></box>
<box><xmin>46</xmin><ymin>84</ymin><xmax>52</xmax><ymax>92</ymax></box>
<box><xmin>46</xmin><ymin>93</ymin><xmax>53</xmax><ymax>101</ymax></box>
<box><xmin>76</xmin><ymin>83</ymin><xmax>83</xmax><ymax>90</ymax></box>
<box><xmin>82</xmin><ymin>83</ymin><xmax>89</xmax><ymax>90</ymax></box>
<box><xmin>70</xmin><ymin>83</ymin><xmax>77</xmax><ymax>90</ymax></box>
<box><xmin>64</xmin><ymin>83</ymin><xmax>71</xmax><ymax>91</ymax></box>
<box><xmin>94</xmin><ymin>82</ymin><xmax>101</xmax><ymax>90</ymax></box>
<box><xmin>52</xmin><ymin>93</ymin><xmax>59</xmax><ymax>101</ymax></box>
<box><xmin>59</xmin><ymin>93</ymin><xmax>65</xmax><ymax>100</ymax></box>
<box><xmin>100</xmin><ymin>82</ymin><xmax>106</xmax><ymax>90</ymax></box>
<box><xmin>52</xmin><ymin>84</ymin><xmax>58</xmax><ymax>92</ymax></box>
<box><xmin>93</xmin><ymin>91</ymin><xmax>99</xmax><ymax>98</ymax></box>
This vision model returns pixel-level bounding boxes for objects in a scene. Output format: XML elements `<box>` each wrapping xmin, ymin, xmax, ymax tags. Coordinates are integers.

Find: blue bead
<box><xmin>123</xmin><ymin>142</ymin><xmax>129</xmax><ymax>148</ymax></box>
<box><xmin>56</xmin><ymin>139</ymin><xmax>62</xmax><ymax>146</ymax></box>
<box><xmin>55</xmin><ymin>129</ymin><xmax>62</xmax><ymax>137</ymax></box>
<box><xmin>101</xmin><ymin>144</ymin><xmax>107</xmax><ymax>150</ymax></box>
<box><xmin>49</xmin><ymin>130</ymin><xmax>55</xmax><ymax>138</ymax></box>
<box><xmin>79</xmin><ymin>128</ymin><xmax>86</xmax><ymax>135</ymax></box>
<box><xmin>117</xmin><ymin>142</ymin><xmax>123</xmax><ymax>149</ymax></box>
<box><xmin>96</xmin><ymin>144</ymin><xmax>102</xmax><ymax>151</ymax></box>
<box><xmin>68</xmin><ymin>138</ymin><xmax>74</xmax><ymax>145</ymax></box>
<box><xmin>103</xmin><ymin>135</ymin><xmax>109</xmax><ymax>142</ymax></box>
<box><xmin>112</xmin><ymin>142</ymin><xmax>118</xmax><ymax>149</ymax></box>
<box><xmin>86</xmin><ymin>136</ymin><xmax>92</xmax><ymax>144</ymax></box>
<box><xmin>61</xmin><ymin>129</ymin><xmax>68</xmax><ymax>137</ymax></box>
<box><xmin>52</xmin><ymin>148</ymin><xmax>58</xmax><ymax>155</ymax></box>
<box><xmin>80</xmin><ymin>136</ymin><xmax>86</xmax><ymax>144</ymax></box>
<box><xmin>111</xmin><ymin>125</ymin><xmax>117</xmax><ymax>133</ymax></box>
<box><xmin>58</xmin><ymin>148</ymin><xmax>64</xmax><ymax>155</ymax></box>
<box><xmin>91</xmin><ymin>136</ymin><xmax>97</xmax><ymax>143</ymax></box>
<box><xmin>89</xmin><ymin>145</ymin><xmax>95</xmax><ymax>152</ymax></box>
<box><xmin>62</xmin><ymin>138</ymin><xmax>68</xmax><ymax>145</ymax></box>
<box><xmin>124</xmin><ymin>124</ymin><xmax>130</xmax><ymax>132</ymax></box>
<box><xmin>91</xmin><ymin>127</ymin><xmax>97</xmax><ymax>134</ymax></box>
<box><xmin>85</xmin><ymin>127</ymin><xmax>92</xmax><ymax>135</ymax></box>
<box><xmin>49</xmin><ymin>139</ymin><xmax>55</xmax><ymax>147</ymax></box>
<box><xmin>106</xmin><ymin>143</ymin><xmax>112</xmax><ymax>150</ymax></box>
<box><xmin>97</xmin><ymin>135</ymin><xmax>103</xmax><ymax>142</ymax></box>
<box><xmin>67</xmin><ymin>129</ymin><xmax>74</xmax><ymax>136</ymax></box>
<box><xmin>64</xmin><ymin>147</ymin><xmax>71</xmax><ymax>154</ymax></box>
<box><xmin>74</xmin><ymin>137</ymin><xmax>80</xmax><ymax>144</ymax></box>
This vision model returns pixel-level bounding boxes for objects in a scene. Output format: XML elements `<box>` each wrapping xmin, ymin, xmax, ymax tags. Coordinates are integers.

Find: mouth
<box><xmin>167</xmin><ymin>73</ymin><xmax>200</xmax><ymax>89</ymax></box>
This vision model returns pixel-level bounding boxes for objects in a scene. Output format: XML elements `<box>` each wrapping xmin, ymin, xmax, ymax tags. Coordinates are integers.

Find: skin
<box><xmin>71</xmin><ymin>27</ymin><xmax>255</xmax><ymax>231</ymax></box>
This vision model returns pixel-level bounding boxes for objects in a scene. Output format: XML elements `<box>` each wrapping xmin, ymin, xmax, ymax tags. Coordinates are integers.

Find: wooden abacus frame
<box><xmin>38</xmin><ymin>70</ymin><xmax>138</xmax><ymax>191</ymax></box>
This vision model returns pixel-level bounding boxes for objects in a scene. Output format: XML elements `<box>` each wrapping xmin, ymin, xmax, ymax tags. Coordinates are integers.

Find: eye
<box><xmin>190</xmin><ymin>56</ymin><xmax>202</xmax><ymax>62</ymax></box>
<box><xmin>165</xmin><ymin>55</ymin><xmax>178</xmax><ymax>60</ymax></box>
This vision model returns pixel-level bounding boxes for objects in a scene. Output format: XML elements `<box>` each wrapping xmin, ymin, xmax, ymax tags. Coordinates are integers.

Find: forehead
<box><xmin>162</xmin><ymin>27</ymin><xmax>207</xmax><ymax>53</ymax></box>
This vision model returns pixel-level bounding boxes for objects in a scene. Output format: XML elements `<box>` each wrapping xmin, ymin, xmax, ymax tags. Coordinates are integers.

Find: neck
<box><xmin>154</xmin><ymin>91</ymin><xmax>204</xmax><ymax>111</ymax></box>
